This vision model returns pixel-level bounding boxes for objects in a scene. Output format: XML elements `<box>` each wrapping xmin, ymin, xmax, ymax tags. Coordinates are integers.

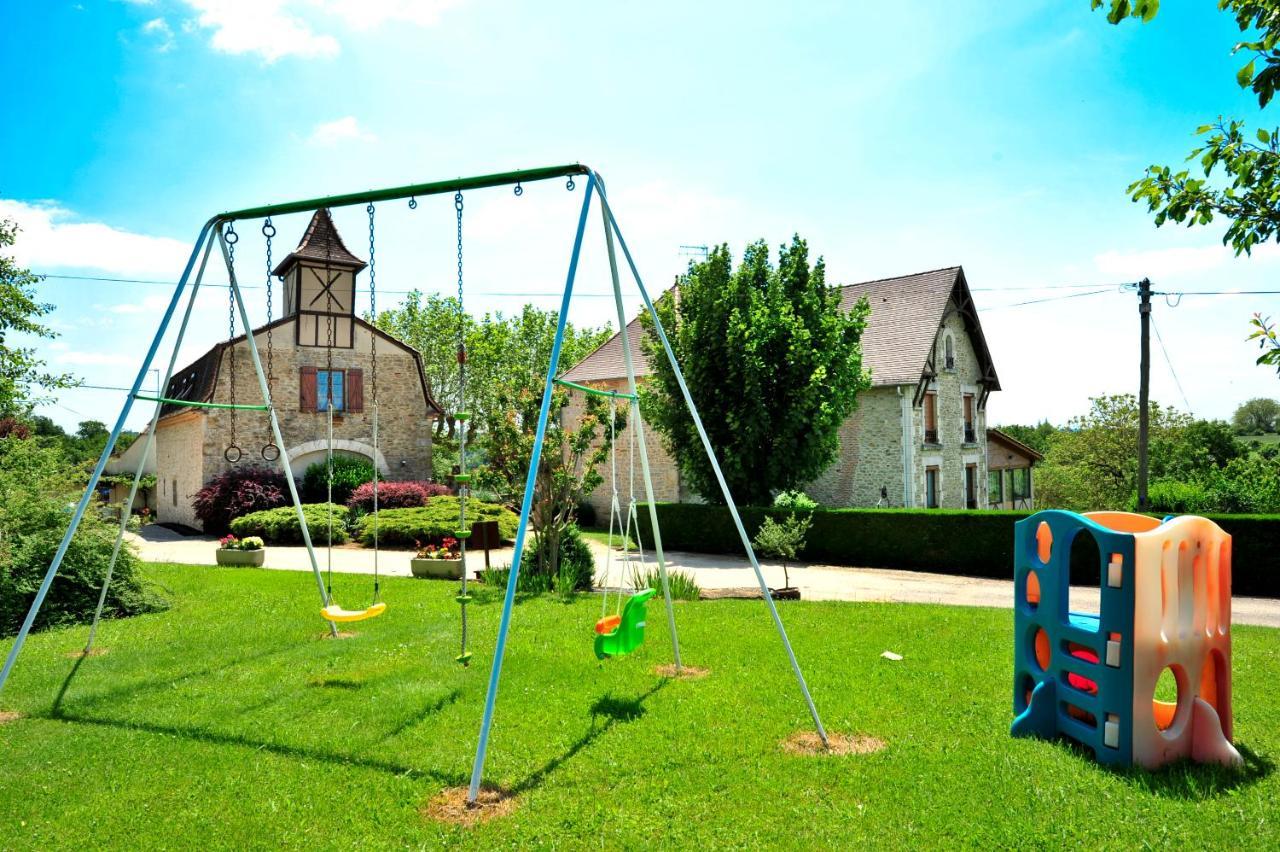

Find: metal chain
<box><xmin>225</xmin><ymin>223</ymin><xmax>239</xmax><ymax>457</ymax></box>
<box><xmin>262</xmin><ymin>218</ymin><xmax>279</xmax><ymax>461</ymax></box>
<box><xmin>455</xmin><ymin>189</ymin><xmax>470</xmax><ymax>666</ymax></box>
<box><xmin>368</xmin><ymin>202</ymin><xmax>379</xmax><ymax>602</ymax></box>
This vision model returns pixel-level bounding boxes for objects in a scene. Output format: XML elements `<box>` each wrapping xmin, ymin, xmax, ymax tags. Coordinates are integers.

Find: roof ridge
<box><xmin>839</xmin><ymin>265</ymin><xmax>962</xmax><ymax>289</ymax></box>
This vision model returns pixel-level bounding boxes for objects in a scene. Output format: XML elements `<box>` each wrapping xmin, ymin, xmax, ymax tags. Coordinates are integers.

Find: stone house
<box><xmin>154</xmin><ymin>209</ymin><xmax>443</xmax><ymax>529</ymax></box>
<box><xmin>561</xmin><ymin>266</ymin><xmax>1009</xmax><ymax>517</ymax></box>
<box><xmin>986</xmin><ymin>427</ymin><xmax>1043</xmax><ymax>510</ymax></box>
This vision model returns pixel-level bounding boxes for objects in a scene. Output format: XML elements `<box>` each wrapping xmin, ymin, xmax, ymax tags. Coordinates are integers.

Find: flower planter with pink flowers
<box><xmin>410</xmin><ymin>537</ymin><xmax>462</xmax><ymax>579</ymax></box>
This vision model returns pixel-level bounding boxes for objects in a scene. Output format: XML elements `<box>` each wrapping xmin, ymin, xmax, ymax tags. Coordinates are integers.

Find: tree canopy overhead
<box><xmin>640</xmin><ymin>236</ymin><xmax>871</xmax><ymax>506</ymax></box>
<box><xmin>0</xmin><ymin>218</ymin><xmax>76</xmax><ymax>415</ymax></box>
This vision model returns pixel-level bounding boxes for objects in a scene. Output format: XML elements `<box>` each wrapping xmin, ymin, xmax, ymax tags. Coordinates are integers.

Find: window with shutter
<box><xmin>300</xmin><ymin>366</ymin><xmax>318</xmax><ymax>411</ymax></box>
<box><xmin>347</xmin><ymin>368</ymin><xmax>364</xmax><ymax>412</ymax></box>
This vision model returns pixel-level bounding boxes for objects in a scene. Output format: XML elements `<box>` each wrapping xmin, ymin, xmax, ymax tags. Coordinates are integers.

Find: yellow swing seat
<box><xmin>320</xmin><ymin>602</ymin><xmax>387</xmax><ymax>624</ymax></box>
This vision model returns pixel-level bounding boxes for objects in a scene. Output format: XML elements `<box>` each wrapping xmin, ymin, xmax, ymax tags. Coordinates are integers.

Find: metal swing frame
<box><xmin>0</xmin><ymin>163</ymin><xmax>829</xmax><ymax>805</ymax></box>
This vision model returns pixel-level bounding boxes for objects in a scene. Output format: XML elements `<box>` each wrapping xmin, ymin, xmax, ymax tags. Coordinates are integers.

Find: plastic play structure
<box><xmin>1011</xmin><ymin>509</ymin><xmax>1242</xmax><ymax>769</ymax></box>
<box><xmin>0</xmin><ymin>164</ymin><xmax>832</xmax><ymax>806</ymax></box>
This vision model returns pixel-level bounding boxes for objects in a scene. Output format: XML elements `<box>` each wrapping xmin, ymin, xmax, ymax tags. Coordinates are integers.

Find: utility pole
<box><xmin>1137</xmin><ymin>277</ymin><xmax>1152</xmax><ymax>511</ymax></box>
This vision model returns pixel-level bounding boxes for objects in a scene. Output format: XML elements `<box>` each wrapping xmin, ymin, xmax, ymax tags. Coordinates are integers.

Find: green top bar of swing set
<box><xmin>216</xmin><ymin>164</ymin><xmax>592</xmax><ymax>222</ymax></box>
<box><xmin>552</xmin><ymin>378</ymin><xmax>638</xmax><ymax>401</ymax></box>
<box><xmin>132</xmin><ymin>393</ymin><xmax>270</xmax><ymax>412</ymax></box>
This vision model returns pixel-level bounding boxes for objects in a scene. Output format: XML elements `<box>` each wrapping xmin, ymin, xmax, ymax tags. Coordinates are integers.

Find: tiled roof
<box><xmin>562</xmin><ymin>266</ymin><xmax>992</xmax><ymax>389</ymax></box>
<box><xmin>272</xmin><ymin>208</ymin><xmax>367</xmax><ymax>276</ymax></box>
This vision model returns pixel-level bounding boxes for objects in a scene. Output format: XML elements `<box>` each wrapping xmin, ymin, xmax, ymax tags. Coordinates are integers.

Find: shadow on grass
<box><xmin>50</xmin><ymin>640</ymin><xmax>305</xmax><ymax>718</ymax></box>
<box><xmin>510</xmin><ymin>679</ymin><xmax>668</xmax><ymax>796</ymax></box>
<box><xmin>1052</xmin><ymin>735</ymin><xmax>1274</xmax><ymax>798</ymax></box>
<box><xmin>36</xmin><ymin>704</ymin><xmax>467</xmax><ymax>787</ymax></box>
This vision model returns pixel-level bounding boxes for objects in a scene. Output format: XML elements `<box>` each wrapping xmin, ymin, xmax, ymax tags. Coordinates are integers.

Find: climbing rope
<box><xmin>454</xmin><ymin>190</ymin><xmax>472</xmax><ymax>666</ymax></box>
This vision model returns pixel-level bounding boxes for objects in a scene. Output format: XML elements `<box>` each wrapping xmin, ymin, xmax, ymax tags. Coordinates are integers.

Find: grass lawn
<box><xmin>1</xmin><ymin>563</ymin><xmax>1278</xmax><ymax>849</ymax></box>
<box><xmin>579</xmin><ymin>528</ymin><xmax>639</xmax><ymax>551</ymax></box>
<box><xmin>1238</xmin><ymin>433</ymin><xmax>1280</xmax><ymax>447</ymax></box>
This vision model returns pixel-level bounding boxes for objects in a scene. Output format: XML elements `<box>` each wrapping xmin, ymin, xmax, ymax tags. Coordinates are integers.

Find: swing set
<box><xmin>0</xmin><ymin>164</ymin><xmax>831</xmax><ymax>806</ymax></box>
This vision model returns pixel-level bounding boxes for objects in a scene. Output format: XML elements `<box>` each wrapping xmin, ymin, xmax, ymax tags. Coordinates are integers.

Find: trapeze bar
<box><xmin>132</xmin><ymin>393</ymin><xmax>270</xmax><ymax>411</ymax></box>
<box><xmin>553</xmin><ymin>378</ymin><xmax>638</xmax><ymax>400</ymax></box>
<box><xmin>218</xmin><ymin>163</ymin><xmax>592</xmax><ymax>222</ymax></box>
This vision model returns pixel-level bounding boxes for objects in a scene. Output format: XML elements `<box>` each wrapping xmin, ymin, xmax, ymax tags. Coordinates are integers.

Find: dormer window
<box><xmin>944</xmin><ymin>335</ymin><xmax>955</xmax><ymax>371</ymax></box>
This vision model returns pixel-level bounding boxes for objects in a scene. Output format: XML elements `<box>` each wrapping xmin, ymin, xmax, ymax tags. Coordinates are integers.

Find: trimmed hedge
<box><xmin>229</xmin><ymin>503</ymin><xmax>350</xmax><ymax>545</ymax></box>
<box><xmin>358</xmin><ymin>497</ymin><xmax>519</xmax><ymax>547</ymax></box>
<box><xmin>635</xmin><ymin>503</ymin><xmax>1280</xmax><ymax>598</ymax></box>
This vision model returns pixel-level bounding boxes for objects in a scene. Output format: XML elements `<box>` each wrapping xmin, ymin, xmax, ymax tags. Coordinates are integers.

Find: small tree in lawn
<box><xmin>477</xmin><ymin>385</ymin><xmax>619</xmax><ymax>586</ymax></box>
<box><xmin>752</xmin><ymin>513</ymin><xmax>813</xmax><ymax>592</ymax></box>
<box><xmin>640</xmin><ymin>237</ymin><xmax>870</xmax><ymax>506</ymax></box>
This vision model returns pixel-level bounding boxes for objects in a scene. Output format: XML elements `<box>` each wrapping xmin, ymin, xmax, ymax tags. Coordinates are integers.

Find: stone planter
<box><xmin>216</xmin><ymin>548</ymin><xmax>265</xmax><ymax>567</ymax></box>
<box><xmin>411</xmin><ymin>558</ymin><xmax>463</xmax><ymax>580</ymax></box>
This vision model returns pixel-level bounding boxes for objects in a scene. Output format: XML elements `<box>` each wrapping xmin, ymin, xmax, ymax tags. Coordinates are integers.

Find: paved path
<box><xmin>126</xmin><ymin>526</ymin><xmax>1280</xmax><ymax>628</ymax></box>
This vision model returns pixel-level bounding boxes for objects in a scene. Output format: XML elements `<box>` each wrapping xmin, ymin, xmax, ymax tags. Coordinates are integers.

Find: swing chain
<box><xmin>455</xmin><ymin>189</ymin><xmax>471</xmax><ymax>666</ymax></box>
<box><xmin>226</xmin><ymin>222</ymin><xmax>239</xmax><ymax>459</ymax></box>
<box><xmin>261</xmin><ymin>218</ymin><xmax>280</xmax><ymax>461</ymax></box>
<box><xmin>368</xmin><ymin>203</ymin><xmax>377</xmax><ymax>405</ymax></box>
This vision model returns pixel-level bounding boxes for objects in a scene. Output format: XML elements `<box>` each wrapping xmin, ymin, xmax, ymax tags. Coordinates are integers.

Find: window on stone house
<box><xmin>988</xmin><ymin>469</ymin><xmax>1003</xmax><ymax>506</ymax></box>
<box><xmin>924</xmin><ymin>392</ymin><xmax>939</xmax><ymax>444</ymax></box>
<box><xmin>944</xmin><ymin>335</ymin><xmax>955</xmax><ymax>370</ymax></box>
<box><xmin>926</xmin><ymin>467</ymin><xmax>940</xmax><ymax>508</ymax></box>
<box><xmin>963</xmin><ymin>394</ymin><xmax>975</xmax><ymax>444</ymax></box>
<box><xmin>1011</xmin><ymin>467</ymin><xmax>1031</xmax><ymax>501</ymax></box>
<box><xmin>300</xmin><ymin>367</ymin><xmax>363</xmax><ymax>413</ymax></box>
<box><xmin>318</xmin><ymin>370</ymin><xmax>345</xmax><ymax>412</ymax></box>
<box><xmin>965</xmin><ymin>464</ymin><xmax>977</xmax><ymax>510</ymax></box>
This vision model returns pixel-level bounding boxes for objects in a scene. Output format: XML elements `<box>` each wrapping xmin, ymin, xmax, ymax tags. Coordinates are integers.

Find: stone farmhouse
<box><xmin>153</xmin><ymin>210</ymin><xmax>443</xmax><ymax>529</ymax></box>
<box><xmin>561</xmin><ymin>266</ymin><xmax>1035</xmax><ymax>517</ymax></box>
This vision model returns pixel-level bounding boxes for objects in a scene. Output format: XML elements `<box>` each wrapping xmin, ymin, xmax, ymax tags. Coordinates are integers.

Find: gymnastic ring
<box><xmin>224</xmin><ymin>444</ymin><xmax>243</xmax><ymax>464</ymax></box>
<box><xmin>261</xmin><ymin>443</ymin><xmax>280</xmax><ymax>462</ymax></box>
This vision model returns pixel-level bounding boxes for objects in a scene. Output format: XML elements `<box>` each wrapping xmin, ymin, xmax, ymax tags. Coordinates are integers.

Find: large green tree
<box><xmin>373</xmin><ymin>294</ymin><xmax>611</xmax><ymax>479</ymax></box>
<box><xmin>639</xmin><ymin>237</ymin><xmax>871</xmax><ymax>506</ymax></box>
<box><xmin>1233</xmin><ymin>396</ymin><xmax>1280</xmax><ymax>432</ymax></box>
<box><xmin>1090</xmin><ymin>1</ymin><xmax>1280</xmax><ymax>370</ymax></box>
<box><xmin>0</xmin><ymin>218</ymin><xmax>75</xmax><ymax>414</ymax></box>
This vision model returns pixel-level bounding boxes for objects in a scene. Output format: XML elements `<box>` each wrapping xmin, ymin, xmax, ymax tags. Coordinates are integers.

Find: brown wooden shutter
<box><xmin>300</xmin><ymin>366</ymin><xmax>317</xmax><ymax>411</ymax></box>
<box><xmin>347</xmin><ymin>368</ymin><xmax>364</xmax><ymax>412</ymax></box>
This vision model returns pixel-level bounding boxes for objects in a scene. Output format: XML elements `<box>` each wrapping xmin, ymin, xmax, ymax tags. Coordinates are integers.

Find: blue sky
<box><xmin>3</xmin><ymin>0</ymin><xmax>1279</xmax><ymax>432</ymax></box>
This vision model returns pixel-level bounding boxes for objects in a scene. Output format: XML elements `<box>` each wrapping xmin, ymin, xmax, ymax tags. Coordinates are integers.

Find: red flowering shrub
<box><xmin>192</xmin><ymin>466</ymin><xmax>288</xmax><ymax>533</ymax></box>
<box><xmin>346</xmin><ymin>480</ymin><xmax>452</xmax><ymax>512</ymax></box>
<box><xmin>0</xmin><ymin>418</ymin><xmax>31</xmax><ymax>440</ymax></box>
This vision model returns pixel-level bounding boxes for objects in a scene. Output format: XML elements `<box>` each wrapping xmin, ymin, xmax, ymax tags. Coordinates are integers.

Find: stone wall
<box><xmin>909</xmin><ymin>305</ymin><xmax>989</xmax><ymax>509</ymax></box>
<box><xmin>155</xmin><ymin>411</ymin><xmax>206</xmax><ymax>528</ymax></box>
<box><xmin>805</xmin><ymin>387</ymin><xmax>905</xmax><ymax>506</ymax></box>
<box><xmin>155</xmin><ymin>319</ymin><xmax>437</xmax><ymax>530</ymax></box>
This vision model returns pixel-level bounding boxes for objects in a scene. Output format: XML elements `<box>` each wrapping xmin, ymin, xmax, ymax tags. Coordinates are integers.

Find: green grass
<box><xmin>1</xmin><ymin>564</ymin><xmax>1278</xmax><ymax>849</ymax></box>
<box><xmin>1238</xmin><ymin>433</ymin><xmax>1280</xmax><ymax>446</ymax></box>
<box><xmin>579</xmin><ymin>528</ymin><xmax>640</xmax><ymax>551</ymax></box>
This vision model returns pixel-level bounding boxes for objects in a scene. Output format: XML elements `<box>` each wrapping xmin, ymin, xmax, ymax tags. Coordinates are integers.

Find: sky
<box><xmin>3</xmin><ymin>0</ymin><xmax>1280</xmax><ymax>433</ymax></box>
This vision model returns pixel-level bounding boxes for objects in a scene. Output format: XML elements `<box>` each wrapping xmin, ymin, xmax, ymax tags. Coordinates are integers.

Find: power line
<box><xmin>984</xmin><ymin>288</ymin><xmax>1117</xmax><ymax>311</ymax></box>
<box><xmin>1150</xmin><ymin>315</ymin><xmax>1193</xmax><ymax>413</ymax></box>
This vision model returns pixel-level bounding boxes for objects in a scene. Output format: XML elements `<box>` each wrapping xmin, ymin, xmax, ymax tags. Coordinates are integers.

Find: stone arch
<box><xmin>285</xmin><ymin>438</ymin><xmax>389</xmax><ymax>476</ymax></box>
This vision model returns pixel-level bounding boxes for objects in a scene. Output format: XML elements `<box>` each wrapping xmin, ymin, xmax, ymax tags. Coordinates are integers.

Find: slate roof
<box><xmin>561</xmin><ymin>266</ymin><xmax>999</xmax><ymax>390</ymax></box>
<box><xmin>272</xmin><ymin>208</ymin><xmax>367</xmax><ymax>276</ymax></box>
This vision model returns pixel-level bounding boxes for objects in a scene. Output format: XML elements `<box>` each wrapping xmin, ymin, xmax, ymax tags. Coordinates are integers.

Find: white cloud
<box><xmin>110</xmin><ymin>294</ymin><xmax>174</xmax><ymax>315</ymax></box>
<box><xmin>307</xmin><ymin>116</ymin><xmax>377</xmax><ymax>146</ymax></box>
<box><xmin>177</xmin><ymin>1</ymin><xmax>461</xmax><ymax>61</ymax></box>
<box><xmin>141</xmin><ymin>17</ymin><xmax>175</xmax><ymax>52</ymax></box>
<box><xmin>0</xmin><ymin>199</ymin><xmax>193</xmax><ymax>278</ymax></box>
<box><xmin>183</xmin><ymin>1</ymin><xmax>340</xmax><ymax>62</ymax></box>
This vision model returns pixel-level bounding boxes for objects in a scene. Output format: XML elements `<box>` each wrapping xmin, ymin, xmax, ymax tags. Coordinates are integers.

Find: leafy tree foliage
<box><xmin>373</xmin><ymin>294</ymin><xmax>611</xmax><ymax>445</ymax></box>
<box><xmin>1233</xmin><ymin>396</ymin><xmax>1280</xmax><ymax>432</ymax></box>
<box><xmin>476</xmin><ymin>385</ymin><xmax>617</xmax><ymax>583</ymax></box>
<box><xmin>639</xmin><ymin>237</ymin><xmax>870</xmax><ymax>506</ymax></box>
<box><xmin>995</xmin><ymin>421</ymin><xmax>1058</xmax><ymax>456</ymax></box>
<box><xmin>1090</xmin><ymin>2</ymin><xmax>1280</xmax><ymax>369</ymax></box>
<box><xmin>0</xmin><ymin>218</ymin><xmax>76</xmax><ymax>415</ymax></box>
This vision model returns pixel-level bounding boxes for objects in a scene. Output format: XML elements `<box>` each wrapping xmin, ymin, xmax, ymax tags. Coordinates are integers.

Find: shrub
<box><xmin>0</xmin><ymin>439</ymin><xmax>166</xmax><ymax>637</ymax></box>
<box><xmin>628</xmin><ymin>565</ymin><xmax>701</xmax><ymax>601</ymax></box>
<box><xmin>524</xmin><ymin>523</ymin><xmax>594</xmax><ymax>594</ymax></box>
<box><xmin>346</xmin><ymin>480</ymin><xmax>452</xmax><ymax>512</ymax></box>
<box><xmin>229</xmin><ymin>503</ymin><xmax>350</xmax><ymax>545</ymax></box>
<box><xmin>358</xmin><ymin>498</ymin><xmax>518</xmax><ymax>547</ymax></box>
<box><xmin>635</xmin><ymin>503</ymin><xmax>1280</xmax><ymax>597</ymax></box>
<box><xmin>1133</xmin><ymin>481</ymin><xmax>1214</xmax><ymax>514</ymax></box>
<box><xmin>192</xmin><ymin>466</ymin><xmax>288</xmax><ymax>534</ymax></box>
<box><xmin>301</xmin><ymin>455</ymin><xmax>376</xmax><ymax>505</ymax></box>
<box><xmin>575</xmin><ymin>500</ymin><xmax>597</xmax><ymax>528</ymax></box>
<box><xmin>773</xmin><ymin>490</ymin><xmax>819</xmax><ymax>510</ymax></box>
